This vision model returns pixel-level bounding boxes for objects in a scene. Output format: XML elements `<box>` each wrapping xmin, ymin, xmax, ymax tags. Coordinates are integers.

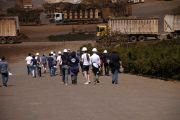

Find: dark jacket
<box><xmin>0</xmin><ymin>61</ymin><xmax>8</xmax><ymax>73</ymax></box>
<box><xmin>110</xmin><ymin>53</ymin><xmax>121</xmax><ymax>73</ymax></box>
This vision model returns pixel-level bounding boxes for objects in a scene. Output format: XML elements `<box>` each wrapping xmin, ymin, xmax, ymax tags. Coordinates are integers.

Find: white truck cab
<box><xmin>49</xmin><ymin>13</ymin><xmax>64</xmax><ymax>23</ymax></box>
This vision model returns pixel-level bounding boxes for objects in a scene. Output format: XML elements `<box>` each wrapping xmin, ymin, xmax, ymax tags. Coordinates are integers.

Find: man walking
<box><xmin>25</xmin><ymin>53</ymin><xmax>32</xmax><ymax>75</ymax></box>
<box><xmin>0</xmin><ymin>57</ymin><xmax>9</xmax><ymax>87</ymax></box>
<box><xmin>61</xmin><ymin>49</ymin><xmax>70</xmax><ymax>85</ymax></box>
<box><xmin>91</xmin><ymin>48</ymin><xmax>101</xmax><ymax>84</ymax></box>
<box><xmin>110</xmin><ymin>49</ymin><xmax>121</xmax><ymax>84</ymax></box>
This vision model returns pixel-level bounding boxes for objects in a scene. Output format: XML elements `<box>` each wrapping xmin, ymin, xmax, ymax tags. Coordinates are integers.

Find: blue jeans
<box><xmin>1</xmin><ymin>73</ymin><xmax>9</xmax><ymax>86</ymax></box>
<box><xmin>112</xmin><ymin>70</ymin><xmax>119</xmax><ymax>84</ymax></box>
<box><xmin>32</xmin><ymin>65</ymin><xmax>37</xmax><ymax>77</ymax></box>
<box><xmin>62</xmin><ymin>65</ymin><xmax>69</xmax><ymax>84</ymax></box>
<box><xmin>27</xmin><ymin>64</ymin><xmax>32</xmax><ymax>75</ymax></box>
<box><xmin>49</xmin><ymin>66</ymin><xmax>54</xmax><ymax>76</ymax></box>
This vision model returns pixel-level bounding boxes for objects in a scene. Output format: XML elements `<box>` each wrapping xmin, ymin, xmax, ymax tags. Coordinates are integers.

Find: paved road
<box><xmin>0</xmin><ymin>61</ymin><xmax>180</xmax><ymax>120</ymax></box>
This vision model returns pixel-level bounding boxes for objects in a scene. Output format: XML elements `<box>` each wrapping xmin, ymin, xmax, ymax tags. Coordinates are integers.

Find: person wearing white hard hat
<box><xmin>41</xmin><ymin>54</ymin><xmax>47</xmax><ymax>73</ymax></box>
<box><xmin>81</xmin><ymin>47</ymin><xmax>91</xmax><ymax>84</ymax></box>
<box><xmin>69</xmin><ymin>51</ymin><xmax>79</xmax><ymax>84</ymax></box>
<box><xmin>47</xmin><ymin>53</ymin><xmax>54</xmax><ymax>76</ymax></box>
<box><xmin>52</xmin><ymin>52</ymin><xmax>57</xmax><ymax>76</ymax></box>
<box><xmin>61</xmin><ymin>49</ymin><xmax>70</xmax><ymax>85</ymax></box>
<box><xmin>57</xmin><ymin>51</ymin><xmax>62</xmax><ymax>76</ymax></box>
<box><xmin>103</xmin><ymin>50</ymin><xmax>110</xmax><ymax>76</ymax></box>
<box><xmin>91</xmin><ymin>48</ymin><xmax>101</xmax><ymax>84</ymax></box>
<box><xmin>31</xmin><ymin>55</ymin><xmax>38</xmax><ymax>78</ymax></box>
<box><xmin>35</xmin><ymin>52</ymin><xmax>42</xmax><ymax>77</ymax></box>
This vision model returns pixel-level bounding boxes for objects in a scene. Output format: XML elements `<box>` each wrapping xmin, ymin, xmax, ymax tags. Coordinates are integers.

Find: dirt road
<box><xmin>0</xmin><ymin>58</ymin><xmax>180</xmax><ymax>120</ymax></box>
<box><xmin>21</xmin><ymin>24</ymin><xmax>97</xmax><ymax>42</ymax></box>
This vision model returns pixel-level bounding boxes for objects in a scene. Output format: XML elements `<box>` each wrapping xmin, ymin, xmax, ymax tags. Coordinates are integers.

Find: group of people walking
<box><xmin>25</xmin><ymin>47</ymin><xmax>122</xmax><ymax>85</ymax></box>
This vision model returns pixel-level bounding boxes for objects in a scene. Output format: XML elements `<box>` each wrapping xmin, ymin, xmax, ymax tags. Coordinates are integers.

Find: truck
<box><xmin>97</xmin><ymin>16</ymin><xmax>159</xmax><ymax>41</ymax></box>
<box><xmin>0</xmin><ymin>16</ymin><xmax>20</xmax><ymax>44</ymax></box>
<box><xmin>96</xmin><ymin>15</ymin><xmax>180</xmax><ymax>42</ymax></box>
<box><xmin>128</xmin><ymin>0</ymin><xmax>144</xmax><ymax>4</ymax></box>
<box><xmin>44</xmin><ymin>2</ymin><xmax>132</xmax><ymax>24</ymax></box>
<box><xmin>164</xmin><ymin>15</ymin><xmax>180</xmax><ymax>39</ymax></box>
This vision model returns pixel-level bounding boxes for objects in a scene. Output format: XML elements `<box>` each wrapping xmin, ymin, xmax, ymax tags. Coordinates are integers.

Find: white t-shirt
<box><xmin>91</xmin><ymin>53</ymin><xmax>100</xmax><ymax>68</ymax></box>
<box><xmin>25</xmin><ymin>56</ymin><xmax>32</xmax><ymax>65</ymax></box>
<box><xmin>57</xmin><ymin>55</ymin><xmax>62</xmax><ymax>65</ymax></box>
<box><xmin>81</xmin><ymin>53</ymin><xmax>91</xmax><ymax>66</ymax></box>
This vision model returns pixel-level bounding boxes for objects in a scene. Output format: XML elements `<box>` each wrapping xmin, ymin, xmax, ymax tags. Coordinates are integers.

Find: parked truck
<box><xmin>164</xmin><ymin>15</ymin><xmax>180</xmax><ymax>39</ymax></box>
<box><xmin>128</xmin><ymin>0</ymin><xmax>144</xmax><ymax>4</ymax></box>
<box><xmin>97</xmin><ymin>16</ymin><xmax>159</xmax><ymax>41</ymax></box>
<box><xmin>97</xmin><ymin>15</ymin><xmax>180</xmax><ymax>42</ymax></box>
<box><xmin>0</xmin><ymin>16</ymin><xmax>20</xmax><ymax>44</ymax></box>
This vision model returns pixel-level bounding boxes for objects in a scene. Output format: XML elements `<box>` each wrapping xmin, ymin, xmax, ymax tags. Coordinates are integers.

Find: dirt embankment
<box><xmin>0</xmin><ymin>41</ymin><xmax>95</xmax><ymax>63</ymax></box>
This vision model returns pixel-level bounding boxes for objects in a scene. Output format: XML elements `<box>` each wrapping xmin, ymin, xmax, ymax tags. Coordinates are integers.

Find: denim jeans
<box><xmin>1</xmin><ymin>72</ymin><xmax>9</xmax><ymax>86</ymax></box>
<box><xmin>32</xmin><ymin>65</ymin><xmax>37</xmax><ymax>77</ymax></box>
<box><xmin>27</xmin><ymin>64</ymin><xmax>32</xmax><ymax>75</ymax></box>
<box><xmin>104</xmin><ymin>63</ymin><xmax>110</xmax><ymax>75</ymax></box>
<box><xmin>112</xmin><ymin>70</ymin><xmax>119</xmax><ymax>84</ymax></box>
<box><xmin>49</xmin><ymin>66</ymin><xmax>54</xmax><ymax>76</ymax></box>
<box><xmin>62</xmin><ymin>65</ymin><xmax>69</xmax><ymax>84</ymax></box>
<box><xmin>59</xmin><ymin>65</ymin><xmax>62</xmax><ymax>75</ymax></box>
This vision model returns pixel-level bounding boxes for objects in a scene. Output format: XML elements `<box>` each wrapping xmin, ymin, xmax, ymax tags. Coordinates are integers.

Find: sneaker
<box><xmin>84</xmin><ymin>82</ymin><xmax>89</xmax><ymax>85</ymax></box>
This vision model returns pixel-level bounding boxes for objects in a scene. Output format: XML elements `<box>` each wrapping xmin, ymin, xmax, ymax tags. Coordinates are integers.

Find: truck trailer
<box><xmin>164</xmin><ymin>15</ymin><xmax>180</xmax><ymax>39</ymax></box>
<box><xmin>101</xmin><ymin>17</ymin><xmax>159</xmax><ymax>41</ymax></box>
<box><xmin>0</xmin><ymin>16</ymin><xmax>20</xmax><ymax>44</ymax></box>
<box><xmin>97</xmin><ymin>15</ymin><xmax>180</xmax><ymax>42</ymax></box>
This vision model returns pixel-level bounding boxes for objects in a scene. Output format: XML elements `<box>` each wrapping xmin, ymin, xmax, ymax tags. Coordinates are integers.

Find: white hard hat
<box><xmin>50</xmin><ymin>51</ymin><xmax>54</xmax><ymax>54</ymax></box>
<box><xmin>58</xmin><ymin>51</ymin><xmax>62</xmax><ymax>54</ymax></box>
<box><xmin>103</xmin><ymin>50</ymin><xmax>107</xmax><ymax>53</ymax></box>
<box><xmin>82</xmin><ymin>47</ymin><xmax>87</xmax><ymax>52</ymax></box>
<box><xmin>92</xmin><ymin>48</ymin><xmax>97</xmax><ymax>52</ymax></box>
<box><xmin>36</xmin><ymin>53</ymin><xmax>39</xmax><ymax>56</ymax></box>
<box><xmin>63</xmin><ymin>49</ymin><xmax>68</xmax><ymax>52</ymax></box>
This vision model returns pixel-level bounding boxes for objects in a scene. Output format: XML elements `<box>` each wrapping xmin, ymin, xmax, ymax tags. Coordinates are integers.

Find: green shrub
<box><xmin>118</xmin><ymin>39</ymin><xmax>180</xmax><ymax>81</ymax></box>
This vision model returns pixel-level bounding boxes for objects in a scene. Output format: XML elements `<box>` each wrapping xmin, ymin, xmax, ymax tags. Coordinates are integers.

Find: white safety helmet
<box><xmin>58</xmin><ymin>51</ymin><xmax>62</xmax><ymax>54</ymax></box>
<box><xmin>103</xmin><ymin>50</ymin><xmax>107</xmax><ymax>53</ymax></box>
<box><xmin>82</xmin><ymin>47</ymin><xmax>87</xmax><ymax>52</ymax></box>
<box><xmin>63</xmin><ymin>49</ymin><xmax>68</xmax><ymax>53</ymax></box>
<box><xmin>92</xmin><ymin>48</ymin><xmax>97</xmax><ymax>52</ymax></box>
<box><xmin>36</xmin><ymin>52</ymin><xmax>39</xmax><ymax>56</ymax></box>
<box><xmin>50</xmin><ymin>51</ymin><xmax>54</xmax><ymax>54</ymax></box>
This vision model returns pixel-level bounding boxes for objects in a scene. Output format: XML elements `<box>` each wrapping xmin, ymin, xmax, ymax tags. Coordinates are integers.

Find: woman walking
<box><xmin>81</xmin><ymin>47</ymin><xmax>91</xmax><ymax>84</ymax></box>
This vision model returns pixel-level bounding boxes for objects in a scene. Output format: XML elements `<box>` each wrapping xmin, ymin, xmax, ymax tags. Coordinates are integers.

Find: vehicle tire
<box><xmin>155</xmin><ymin>35</ymin><xmax>161</xmax><ymax>40</ymax></box>
<box><xmin>173</xmin><ymin>33</ymin><xmax>178</xmax><ymax>39</ymax></box>
<box><xmin>0</xmin><ymin>37</ymin><xmax>6</xmax><ymax>44</ymax></box>
<box><xmin>8</xmin><ymin>37</ymin><xmax>15</xmax><ymax>44</ymax></box>
<box><xmin>129</xmin><ymin>36</ymin><xmax>137</xmax><ymax>42</ymax></box>
<box><xmin>138</xmin><ymin>35</ymin><xmax>146</xmax><ymax>41</ymax></box>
